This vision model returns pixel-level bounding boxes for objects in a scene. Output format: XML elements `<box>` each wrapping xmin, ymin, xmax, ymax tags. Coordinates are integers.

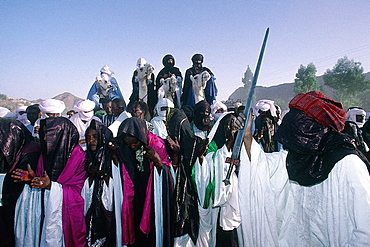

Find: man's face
<box><xmin>196</xmin><ymin>109</ymin><xmax>211</xmax><ymax>126</ymax></box>
<box><xmin>123</xmin><ymin>136</ymin><xmax>143</xmax><ymax>151</ymax></box>
<box><xmin>27</xmin><ymin>109</ymin><xmax>40</xmax><ymax>124</ymax></box>
<box><xmin>131</xmin><ymin>105</ymin><xmax>144</xmax><ymax>119</ymax></box>
<box><xmin>46</xmin><ymin>113</ymin><xmax>60</xmax><ymax>117</ymax></box>
<box><xmin>104</xmin><ymin>102</ymin><xmax>113</xmax><ymax>115</ymax></box>
<box><xmin>112</xmin><ymin>102</ymin><xmax>124</xmax><ymax>117</ymax></box>
<box><xmin>86</xmin><ymin>128</ymin><xmax>98</xmax><ymax>152</ymax></box>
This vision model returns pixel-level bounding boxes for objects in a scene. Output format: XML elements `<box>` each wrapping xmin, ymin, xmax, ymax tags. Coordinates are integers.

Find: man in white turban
<box><xmin>33</xmin><ymin>99</ymin><xmax>66</xmax><ymax>137</ymax></box>
<box><xmin>16</xmin><ymin>106</ymin><xmax>30</xmax><ymax>126</ymax></box>
<box><xmin>252</xmin><ymin>99</ymin><xmax>280</xmax><ymax>153</ymax></box>
<box><xmin>151</xmin><ymin>98</ymin><xmax>174</xmax><ymax>139</ymax></box>
<box><xmin>343</xmin><ymin>107</ymin><xmax>369</xmax><ymax>155</ymax></box>
<box><xmin>69</xmin><ymin>99</ymin><xmax>101</xmax><ymax>150</ymax></box>
<box><xmin>211</xmin><ymin>100</ymin><xmax>228</xmax><ymax>122</ymax></box>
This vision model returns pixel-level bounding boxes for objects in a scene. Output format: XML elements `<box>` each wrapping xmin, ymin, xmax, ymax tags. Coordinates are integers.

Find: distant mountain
<box><xmin>0</xmin><ymin>92</ymin><xmax>82</xmax><ymax>114</ymax></box>
<box><xmin>53</xmin><ymin>92</ymin><xmax>83</xmax><ymax>113</ymax></box>
<box><xmin>227</xmin><ymin>72</ymin><xmax>370</xmax><ymax>111</ymax></box>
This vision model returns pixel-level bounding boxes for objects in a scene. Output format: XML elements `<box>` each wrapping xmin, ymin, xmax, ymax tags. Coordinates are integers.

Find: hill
<box><xmin>0</xmin><ymin>92</ymin><xmax>82</xmax><ymax>114</ymax></box>
<box><xmin>227</xmin><ymin>72</ymin><xmax>370</xmax><ymax>111</ymax></box>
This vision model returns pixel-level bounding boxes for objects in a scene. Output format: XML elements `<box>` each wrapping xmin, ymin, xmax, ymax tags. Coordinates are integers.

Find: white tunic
<box><xmin>238</xmin><ymin>139</ymin><xmax>370</xmax><ymax>247</ymax></box>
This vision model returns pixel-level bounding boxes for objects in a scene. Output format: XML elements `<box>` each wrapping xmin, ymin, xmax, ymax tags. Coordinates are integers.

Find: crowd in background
<box><xmin>1</xmin><ymin>54</ymin><xmax>370</xmax><ymax>247</ymax></box>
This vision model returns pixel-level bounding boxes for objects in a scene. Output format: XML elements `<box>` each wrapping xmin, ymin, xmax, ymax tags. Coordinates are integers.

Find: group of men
<box><xmin>1</xmin><ymin>53</ymin><xmax>370</xmax><ymax>247</ymax></box>
<box><xmin>87</xmin><ymin>53</ymin><xmax>218</xmax><ymax>117</ymax></box>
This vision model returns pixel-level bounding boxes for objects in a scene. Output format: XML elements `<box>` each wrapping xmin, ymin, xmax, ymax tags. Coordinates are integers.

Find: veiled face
<box><xmin>131</xmin><ymin>105</ymin><xmax>144</xmax><ymax>120</ymax></box>
<box><xmin>86</xmin><ymin>128</ymin><xmax>98</xmax><ymax>152</ymax></box>
<box><xmin>123</xmin><ymin>136</ymin><xmax>143</xmax><ymax>151</ymax></box>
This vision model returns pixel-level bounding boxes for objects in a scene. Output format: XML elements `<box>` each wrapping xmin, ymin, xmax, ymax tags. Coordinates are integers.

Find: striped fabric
<box><xmin>289</xmin><ymin>91</ymin><xmax>346</xmax><ymax>132</ymax></box>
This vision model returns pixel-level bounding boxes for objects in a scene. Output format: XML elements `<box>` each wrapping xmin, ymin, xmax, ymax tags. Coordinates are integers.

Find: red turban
<box><xmin>289</xmin><ymin>91</ymin><xmax>346</xmax><ymax>132</ymax></box>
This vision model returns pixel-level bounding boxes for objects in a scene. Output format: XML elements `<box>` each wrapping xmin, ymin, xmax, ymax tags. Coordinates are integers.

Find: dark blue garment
<box><xmin>181</xmin><ymin>66</ymin><xmax>217</xmax><ymax>107</ymax></box>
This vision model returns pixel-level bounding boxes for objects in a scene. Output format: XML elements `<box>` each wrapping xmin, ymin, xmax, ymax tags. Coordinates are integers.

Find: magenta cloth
<box><xmin>139</xmin><ymin>132</ymin><xmax>171</xmax><ymax>234</ymax></box>
<box><xmin>121</xmin><ymin>162</ymin><xmax>135</xmax><ymax>245</ymax></box>
<box><xmin>8</xmin><ymin>141</ymin><xmax>41</xmax><ymax>173</ymax></box>
<box><xmin>57</xmin><ymin>146</ymin><xmax>87</xmax><ymax>247</ymax></box>
<box><xmin>121</xmin><ymin>132</ymin><xmax>172</xmax><ymax>243</ymax></box>
<box><xmin>36</xmin><ymin>154</ymin><xmax>44</xmax><ymax>177</ymax></box>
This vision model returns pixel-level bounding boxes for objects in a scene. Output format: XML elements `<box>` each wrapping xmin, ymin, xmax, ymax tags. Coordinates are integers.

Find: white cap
<box><xmin>253</xmin><ymin>99</ymin><xmax>277</xmax><ymax>117</ymax></box>
<box><xmin>73</xmin><ymin>99</ymin><xmax>95</xmax><ymax>112</ymax></box>
<box><xmin>39</xmin><ymin>99</ymin><xmax>65</xmax><ymax>114</ymax></box>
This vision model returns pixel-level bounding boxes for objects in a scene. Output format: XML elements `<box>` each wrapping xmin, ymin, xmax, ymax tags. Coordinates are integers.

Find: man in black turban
<box><xmin>181</xmin><ymin>53</ymin><xmax>218</xmax><ymax>107</ymax></box>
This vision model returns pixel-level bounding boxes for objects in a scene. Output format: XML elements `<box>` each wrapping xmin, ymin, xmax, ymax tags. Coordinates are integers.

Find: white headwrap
<box><xmin>346</xmin><ymin>107</ymin><xmax>366</xmax><ymax>128</ymax></box>
<box><xmin>73</xmin><ymin>99</ymin><xmax>96</xmax><ymax>121</ymax></box>
<box><xmin>0</xmin><ymin>107</ymin><xmax>16</xmax><ymax>118</ymax></box>
<box><xmin>74</xmin><ymin>99</ymin><xmax>95</xmax><ymax>112</ymax></box>
<box><xmin>253</xmin><ymin>99</ymin><xmax>277</xmax><ymax>117</ymax></box>
<box><xmin>100</xmin><ymin>65</ymin><xmax>114</xmax><ymax>76</ymax></box>
<box><xmin>33</xmin><ymin>99</ymin><xmax>66</xmax><ymax>137</ymax></box>
<box><xmin>16</xmin><ymin>105</ymin><xmax>28</xmax><ymax>114</ymax></box>
<box><xmin>136</xmin><ymin>58</ymin><xmax>147</xmax><ymax>68</ymax></box>
<box><xmin>366</xmin><ymin>112</ymin><xmax>370</xmax><ymax>121</ymax></box>
<box><xmin>211</xmin><ymin>100</ymin><xmax>227</xmax><ymax>114</ymax></box>
<box><xmin>210</xmin><ymin>100</ymin><xmax>228</xmax><ymax>122</ymax></box>
<box><xmin>39</xmin><ymin>99</ymin><xmax>65</xmax><ymax>117</ymax></box>
<box><xmin>16</xmin><ymin>106</ymin><xmax>30</xmax><ymax>125</ymax></box>
<box><xmin>155</xmin><ymin>98</ymin><xmax>174</xmax><ymax>120</ymax></box>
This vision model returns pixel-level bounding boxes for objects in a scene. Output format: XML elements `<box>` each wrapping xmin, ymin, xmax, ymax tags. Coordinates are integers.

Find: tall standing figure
<box><xmin>128</xmin><ymin>58</ymin><xmax>157</xmax><ymax>115</ymax></box>
<box><xmin>181</xmin><ymin>54</ymin><xmax>217</xmax><ymax>107</ymax></box>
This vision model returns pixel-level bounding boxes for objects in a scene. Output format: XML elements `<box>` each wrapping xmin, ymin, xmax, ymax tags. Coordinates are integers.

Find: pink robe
<box><xmin>121</xmin><ymin>132</ymin><xmax>171</xmax><ymax>245</ymax></box>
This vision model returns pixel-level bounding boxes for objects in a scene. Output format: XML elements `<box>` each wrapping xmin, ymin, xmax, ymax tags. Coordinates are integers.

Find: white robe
<box><xmin>14</xmin><ymin>186</ymin><xmax>42</xmax><ymax>247</ymax></box>
<box><xmin>190</xmin><ymin>145</ymin><xmax>241</xmax><ymax>247</ymax></box>
<box><xmin>238</xmin><ymin>139</ymin><xmax>370</xmax><ymax>247</ymax></box>
<box><xmin>150</xmin><ymin>117</ymin><xmax>168</xmax><ymax>139</ymax></box>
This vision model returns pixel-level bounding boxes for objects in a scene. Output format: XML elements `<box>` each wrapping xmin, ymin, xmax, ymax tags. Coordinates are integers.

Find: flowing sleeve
<box><xmin>238</xmin><ymin>139</ymin><xmax>287</xmax><ymax>247</ymax></box>
<box><xmin>342</xmin><ymin>155</ymin><xmax>370</xmax><ymax>245</ymax></box>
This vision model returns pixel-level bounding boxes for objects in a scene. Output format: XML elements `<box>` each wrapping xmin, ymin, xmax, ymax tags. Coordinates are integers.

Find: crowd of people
<box><xmin>1</xmin><ymin>54</ymin><xmax>370</xmax><ymax>247</ymax></box>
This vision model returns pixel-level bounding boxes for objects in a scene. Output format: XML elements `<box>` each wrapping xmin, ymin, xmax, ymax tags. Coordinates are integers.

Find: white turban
<box><xmin>73</xmin><ymin>99</ymin><xmax>95</xmax><ymax>121</ymax></box>
<box><xmin>0</xmin><ymin>107</ymin><xmax>16</xmax><ymax>118</ymax></box>
<box><xmin>73</xmin><ymin>99</ymin><xmax>95</xmax><ymax>112</ymax></box>
<box><xmin>211</xmin><ymin>101</ymin><xmax>227</xmax><ymax>116</ymax></box>
<box><xmin>16</xmin><ymin>105</ymin><xmax>30</xmax><ymax>125</ymax></box>
<box><xmin>346</xmin><ymin>107</ymin><xmax>366</xmax><ymax>128</ymax></box>
<box><xmin>16</xmin><ymin>105</ymin><xmax>28</xmax><ymax>114</ymax></box>
<box><xmin>100</xmin><ymin>65</ymin><xmax>114</xmax><ymax>76</ymax></box>
<box><xmin>253</xmin><ymin>99</ymin><xmax>277</xmax><ymax>117</ymax></box>
<box><xmin>155</xmin><ymin>98</ymin><xmax>174</xmax><ymax>120</ymax></box>
<box><xmin>136</xmin><ymin>58</ymin><xmax>147</xmax><ymax>68</ymax></box>
<box><xmin>39</xmin><ymin>99</ymin><xmax>65</xmax><ymax>115</ymax></box>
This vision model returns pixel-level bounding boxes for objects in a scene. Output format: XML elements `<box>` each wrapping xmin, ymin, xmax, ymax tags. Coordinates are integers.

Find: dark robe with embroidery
<box><xmin>128</xmin><ymin>71</ymin><xmax>157</xmax><ymax>115</ymax></box>
<box><xmin>85</xmin><ymin>120</ymin><xmax>115</xmax><ymax>246</ymax></box>
<box><xmin>117</xmin><ymin>117</ymin><xmax>174</xmax><ymax>246</ymax></box>
<box><xmin>0</xmin><ymin>119</ymin><xmax>41</xmax><ymax>246</ymax></box>
<box><xmin>167</xmin><ymin>109</ymin><xmax>202</xmax><ymax>244</ymax></box>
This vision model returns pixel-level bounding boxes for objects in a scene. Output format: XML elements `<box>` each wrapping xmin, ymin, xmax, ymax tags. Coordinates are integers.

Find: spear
<box><xmin>223</xmin><ymin>28</ymin><xmax>270</xmax><ymax>185</ymax></box>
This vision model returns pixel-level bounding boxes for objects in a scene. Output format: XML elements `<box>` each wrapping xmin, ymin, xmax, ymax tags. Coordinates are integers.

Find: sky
<box><xmin>1</xmin><ymin>0</ymin><xmax>369</xmax><ymax>102</ymax></box>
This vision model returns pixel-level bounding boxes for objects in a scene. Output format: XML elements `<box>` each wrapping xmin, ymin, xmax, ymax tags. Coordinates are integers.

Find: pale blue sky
<box><xmin>1</xmin><ymin>0</ymin><xmax>369</xmax><ymax>101</ymax></box>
